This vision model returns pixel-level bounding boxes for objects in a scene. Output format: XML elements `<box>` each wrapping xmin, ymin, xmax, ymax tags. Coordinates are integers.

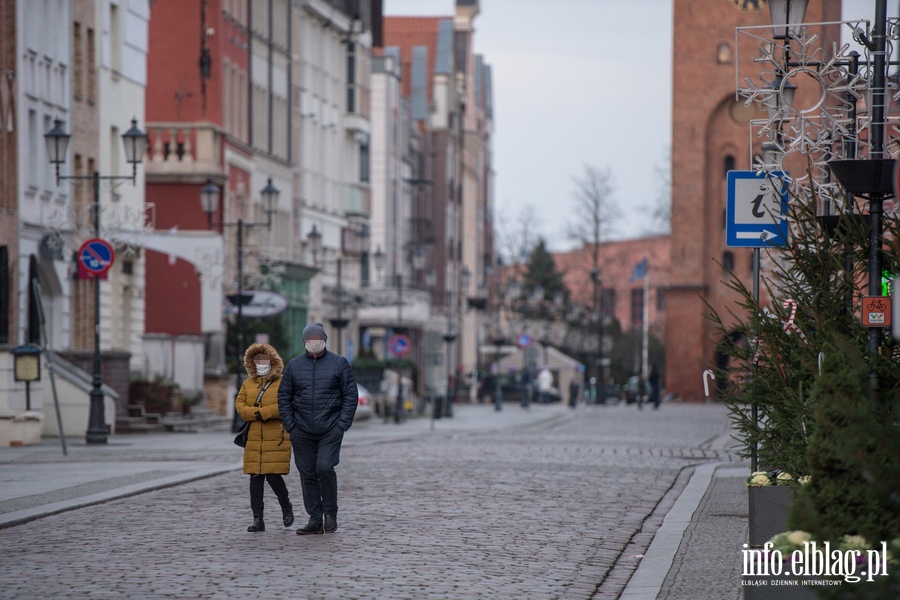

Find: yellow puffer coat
<box><xmin>235</xmin><ymin>343</ymin><xmax>292</xmax><ymax>475</ymax></box>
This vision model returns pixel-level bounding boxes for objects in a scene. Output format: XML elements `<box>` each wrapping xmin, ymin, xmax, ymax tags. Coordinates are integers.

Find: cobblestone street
<box><xmin>0</xmin><ymin>404</ymin><xmax>738</xmax><ymax>599</ymax></box>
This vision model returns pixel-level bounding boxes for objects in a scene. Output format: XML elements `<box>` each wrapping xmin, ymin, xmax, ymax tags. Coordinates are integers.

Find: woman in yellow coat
<box><xmin>235</xmin><ymin>342</ymin><xmax>294</xmax><ymax>532</ymax></box>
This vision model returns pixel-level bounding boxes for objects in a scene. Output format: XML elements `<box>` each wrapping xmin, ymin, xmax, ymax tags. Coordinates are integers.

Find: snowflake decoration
<box><xmin>737</xmin><ymin>18</ymin><xmax>900</xmax><ymax>206</ymax></box>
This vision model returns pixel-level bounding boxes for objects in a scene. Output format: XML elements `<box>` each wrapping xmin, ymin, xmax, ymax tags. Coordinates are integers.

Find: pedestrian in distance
<box><xmin>278</xmin><ymin>322</ymin><xmax>358</xmax><ymax>535</ymax></box>
<box><xmin>537</xmin><ymin>366</ymin><xmax>553</xmax><ymax>404</ymax></box>
<box><xmin>648</xmin><ymin>364</ymin><xmax>661</xmax><ymax>410</ymax></box>
<box><xmin>568</xmin><ymin>377</ymin><xmax>580</xmax><ymax>409</ymax></box>
<box><xmin>235</xmin><ymin>342</ymin><xmax>295</xmax><ymax>533</ymax></box>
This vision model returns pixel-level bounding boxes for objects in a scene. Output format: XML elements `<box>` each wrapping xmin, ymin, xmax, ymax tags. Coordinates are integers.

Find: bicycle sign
<box><xmin>861</xmin><ymin>295</ymin><xmax>892</xmax><ymax>328</ymax></box>
<box><xmin>77</xmin><ymin>238</ymin><xmax>115</xmax><ymax>276</ymax></box>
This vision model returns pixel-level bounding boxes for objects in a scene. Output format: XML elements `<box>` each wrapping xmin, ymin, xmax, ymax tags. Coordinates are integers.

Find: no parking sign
<box><xmin>77</xmin><ymin>238</ymin><xmax>115</xmax><ymax>279</ymax></box>
<box><xmin>389</xmin><ymin>334</ymin><xmax>411</xmax><ymax>358</ymax></box>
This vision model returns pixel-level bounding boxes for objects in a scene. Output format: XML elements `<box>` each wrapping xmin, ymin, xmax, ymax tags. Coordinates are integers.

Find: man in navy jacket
<box><xmin>278</xmin><ymin>322</ymin><xmax>358</xmax><ymax>534</ymax></box>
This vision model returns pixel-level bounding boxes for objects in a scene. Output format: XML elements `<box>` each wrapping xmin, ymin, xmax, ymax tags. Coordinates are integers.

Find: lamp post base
<box><xmin>85</xmin><ymin>387</ymin><xmax>108</xmax><ymax>444</ymax></box>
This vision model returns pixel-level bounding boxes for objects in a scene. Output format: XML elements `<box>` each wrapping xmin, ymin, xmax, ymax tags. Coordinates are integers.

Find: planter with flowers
<box><xmin>747</xmin><ymin>470</ymin><xmax>809</xmax><ymax>547</ymax></box>
<box><xmin>743</xmin><ymin>530</ymin><xmax>899</xmax><ymax>600</ymax></box>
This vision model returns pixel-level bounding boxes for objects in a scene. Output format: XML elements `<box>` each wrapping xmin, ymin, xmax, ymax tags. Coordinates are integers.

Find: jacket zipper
<box><xmin>258</xmin><ymin>382</ymin><xmax>264</xmax><ymax>472</ymax></box>
<box><xmin>311</xmin><ymin>355</ymin><xmax>317</xmax><ymax>419</ymax></box>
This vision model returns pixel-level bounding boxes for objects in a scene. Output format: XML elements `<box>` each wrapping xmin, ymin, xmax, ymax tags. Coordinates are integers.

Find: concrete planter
<box><xmin>0</xmin><ymin>411</ymin><xmax>43</xmax><ymax>446</ymax></box>
<box><xmin>748</xmin><ymin>485</ymin><xmax>799</xmax><ymax>547</ymax></box>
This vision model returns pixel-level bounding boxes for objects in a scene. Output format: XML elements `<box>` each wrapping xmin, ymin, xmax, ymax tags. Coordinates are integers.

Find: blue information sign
<box><xmin>517</xmin><ymin>333</ymin><xmax>532</xmax><ymax>348</ymax></box>
<box><xmin>726</xmin><ymin>170</ymin><xmax>790</xmax><ymax>248</ymax></box>
<box><xmin>78</xmin><ymin>238</ymin><xmax>115</xmax><ymax>275</ymax></box>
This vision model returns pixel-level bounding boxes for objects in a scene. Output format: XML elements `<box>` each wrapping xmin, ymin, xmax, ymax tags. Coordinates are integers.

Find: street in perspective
<box><xmin>0</xmin><ymin>402</ymin><xmax>746</xmax><ymax>599</ymax></box>
<box><xmin>2</xmin><ymin>1</ymin><xmax>899</xmax><ymax>599</ymax></box>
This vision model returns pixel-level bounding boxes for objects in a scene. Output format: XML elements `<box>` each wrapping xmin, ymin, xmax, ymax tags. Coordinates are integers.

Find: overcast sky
<box><xmin>383</xmin><ymin>1</ymin><xmax>900</xmax><ymax>252</ymax></box>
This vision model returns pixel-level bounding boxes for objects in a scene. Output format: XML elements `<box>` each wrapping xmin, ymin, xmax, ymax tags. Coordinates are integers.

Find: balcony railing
<box><xmin>144</xmin><ymin>122</ymin><xmax>224</xmax><ymax>180</ymax></box>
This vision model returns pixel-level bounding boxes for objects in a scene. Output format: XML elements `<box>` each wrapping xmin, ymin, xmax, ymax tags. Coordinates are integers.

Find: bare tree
<box><xmin>566</xmin><ymin>164</ymin><xmax>620</xmax><ymax>268</ymax></box>
<box><xmin>642</xmin><ymin>148</ymin><xmax>671</xmax><ymax>235</ymax></box>
<box><xmin>496</xmin><ymin>203</ymin><xmax>539</xmax><ymax>272</ymax></box>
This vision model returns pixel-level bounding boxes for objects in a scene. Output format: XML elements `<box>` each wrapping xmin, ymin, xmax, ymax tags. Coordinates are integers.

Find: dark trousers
<box><xmin>249</xmin><ymin>474</ymin><xmax>290</xmax><ymax>515</ymax></box>
<box><xmin>290</xmin><ymin>426</ymin><xmax>344</xmax><ymax>522</ymax></box>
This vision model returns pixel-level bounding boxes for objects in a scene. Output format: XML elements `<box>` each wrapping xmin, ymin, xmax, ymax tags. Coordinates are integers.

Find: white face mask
<box><xmin>305</xmin><ymin>340</ymin><xmax>326</xmax><ymax>355</ymax></box>
<box><xmin>256</xmin><ymin>364</ymin><xmax>271</xmax><ymax>376</ymax></box>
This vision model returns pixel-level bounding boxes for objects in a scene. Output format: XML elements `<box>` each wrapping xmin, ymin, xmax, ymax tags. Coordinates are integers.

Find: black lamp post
<box><xmin>392</xmin><ymin>244</ymin><xmax>428</xmax><ymax>423</ymax></box>
<box><xmin>306</xmin><ymin>225</ymin><xmax>349</xmax><ymax>356</ymax></box>
<box><xmin>442</xmin><ymin>286</ymin><xmax>456</xmax><ymax>419</ymax></box>
<box><xmin>590</xmin><ymin>266</ymin><xmax>605</xmax><ymax>399</ymax></box>
<box><xmin>201</xmin><ymin>176</ymin><xmax>279</xmax><ymax>432</ymax></box>
<box><xmin>456</xmin><ymin>266</ymin><xmax>471</xmax><ymax>410</ymax></box>
<box><xmin>45</xmin><ymin>118</ymin><xmax>146</xmax><ymax>444</ymax></box>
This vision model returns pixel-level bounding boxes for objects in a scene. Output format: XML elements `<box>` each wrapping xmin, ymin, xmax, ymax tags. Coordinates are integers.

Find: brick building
<box><xmin>666</xmin><ymin>0</ymin><xmax>841</xmax><ymax>400</ymax></box>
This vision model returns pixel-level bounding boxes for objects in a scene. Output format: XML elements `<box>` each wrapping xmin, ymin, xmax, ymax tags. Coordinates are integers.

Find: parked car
<box><xmin>354</xmin><ymin>383</ymin><xmax>373</xmax><ymax>421</ymax></box>
<box><xmin>477</xmin><ymin>373</ymin><xmax>560</xmax><ymax>403</ymax></box>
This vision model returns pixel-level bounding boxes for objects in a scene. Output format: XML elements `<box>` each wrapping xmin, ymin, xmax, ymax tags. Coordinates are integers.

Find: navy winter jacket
<box><xmin>277</xmin><ymin>349</ymin><xmax>359</xmax><ymax>435</ymax></box>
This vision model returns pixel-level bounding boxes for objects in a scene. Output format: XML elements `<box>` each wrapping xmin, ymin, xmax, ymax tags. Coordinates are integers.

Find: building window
<box><xmin>601</xmin><ymin>288</ymin><xmax>615</xmax><ymax>317</ymax></box>
<box><xmin>109</xmin><ymin>4</ymin><xmax>122</xmax><ymax>73</ymax></box>
<box><xmin>717</xmin><ymin>42</ymin><xmax>732</xmax><ymax>64</ymax></box>
<box><xmin>631</xmin><ymin>288</ymin><xmax>644</xmax><ymax>325</ymax></box>
<box><xmin>73</xmin><ymin>22</ymin><xmax>82</xmax><ymax>99</ymax></box>
<box><xmin>656</xmin><ymin>288</ymin><xmax>665</xmax><ymax>312</ymax></box>
<box><xmin>724</xmin><ymin>154</ymin><xmax>735</xmax><ymax>175</ymax></box>
<box><xmin>359</xmin><ymin>139</ymin><xmax>369</xmax><ymax>182</ymax></box>
<box><xmin>723</xmin><ymin>251</ymin><xmax>735</xmax><ymax>272</ymax></box>
<box><xmin>87</xmin><ymin>28</ymin><xmax>96</xmax><ymax>102</ymax></box>
<box><xmin>346</xmin><ymin>42</ymin><xmax>356</xmax><ymax>113</ymax></box>
<box><xmin>28</xmin><ymin>110</ymin><xmax>37</xmax><ymax>187</ymax></box>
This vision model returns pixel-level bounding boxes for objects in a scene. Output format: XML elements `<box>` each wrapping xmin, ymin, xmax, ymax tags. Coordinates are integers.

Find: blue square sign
<box><xmin>726</xmin><ymin>170</ymin><xmax>790</xmax><ymax>248</ymax></box>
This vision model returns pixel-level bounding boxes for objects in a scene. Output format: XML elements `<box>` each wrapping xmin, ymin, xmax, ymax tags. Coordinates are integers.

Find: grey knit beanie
<box><xmin>302</xmin><ymin>322</ymin><xmax>328</xmax><ymax>342</ymax></box>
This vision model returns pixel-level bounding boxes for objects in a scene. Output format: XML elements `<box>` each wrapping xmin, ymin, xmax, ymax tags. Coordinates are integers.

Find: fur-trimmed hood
<box><xmin>243</xmin><ymin>342</ymin><xmax>284</xmax><ymax>382</ymax></box>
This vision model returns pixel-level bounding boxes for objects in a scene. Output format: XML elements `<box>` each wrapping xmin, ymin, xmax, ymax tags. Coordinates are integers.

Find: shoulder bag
<box><xmin>233</xmin><ymin>380</ymin><xmax>273</xmax><ymax>447</ymax></box>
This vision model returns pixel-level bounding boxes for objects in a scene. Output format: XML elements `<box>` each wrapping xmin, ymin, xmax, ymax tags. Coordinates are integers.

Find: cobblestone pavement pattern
<box><xmin>0</xmin><ymin>404</ymin><xmax>738</xmax><ymax>599</ymax></box>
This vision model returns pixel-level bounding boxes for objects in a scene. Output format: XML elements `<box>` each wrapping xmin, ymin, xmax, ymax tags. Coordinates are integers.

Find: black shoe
<box><xmin>247</xmin><ymin>516</ymin><xmax>265</xmax><ymax>532</ymax></box>
<box><xmin>296</xmin><ymin>519</ymin><xmax>324</xmax><ymax>535</ymax></box>
<box><xmin>281</xmin><ymin>501</ymin><xmax>295</xmax><ymax>528</ymax></box>
<box><xmin>324</xmin><ymin>514</ymin><xmax>337</xmax><ymax>533</ymax></box>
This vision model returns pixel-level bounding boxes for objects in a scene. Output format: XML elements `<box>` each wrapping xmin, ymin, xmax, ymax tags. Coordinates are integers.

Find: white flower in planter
<box><xmin>840</xmin><ymin>534</ymin><xmax>869</xmax><ymax>551</ymax></box>
<box><xmin>776</xmin><ymin>471</ymin><xmax>794</xmax><ymax>484</ymax></box>
<box><xmin>787</xmin><ymin>530</ymin><xmax>812</xmax><ymax>546</ymax></box>
<box><xmin>749</xmin><ymin>474</ymin><xmax>772</xmax><ymax>486</ymax></box>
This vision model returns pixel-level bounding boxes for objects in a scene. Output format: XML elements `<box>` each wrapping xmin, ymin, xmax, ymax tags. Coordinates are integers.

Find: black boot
<box><xmin>247</xmin><ymin>511</ymin><xmax>265</xmax><ymax>532</ymax></box>
<box><xmin>296</xmin><ymin>518</ymin><xmax>324</xmax><ymax>535</ymax></box>
<box><xmin>281</xmin><ymin>500</ymin><xmax>295</xmax><ymax>528</ymax></box>
<box><xmin>267</xmin><ymin>475</ymin><xmax>295</xmax><ymax>528</ymax></box>
<box><xmin>248</xmin><ymin>475</ymin><xmax>265</xmax><ymax>532</ymax></box>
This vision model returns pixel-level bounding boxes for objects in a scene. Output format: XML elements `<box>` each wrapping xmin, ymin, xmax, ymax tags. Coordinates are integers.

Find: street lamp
<box><xmin>45</xmin><ymin>118</ymin><xmax>146</xmax><ymax>444</ymax></box>
<box><xmin>373</xmin><ymin>246</ymin><xmax>386</xmax><ymax>285</ymax></box>
<box><xmin>442</xmin><ymin>288</ymin><xmax>457</xmax><ymax>419</ymax></box>
<box><xmin>590</xmin><ymin>267</ymin><xmax>605</xmax><ymax>400</ymax></box>
<box><xmin>201</xmin><ymin>176</ymin><xmax>279</xmax><ymax>432</ymax></box>
<box><xmin>456</xmin><ymin>266</ymin><xmax>471</xmax><ymax>409</ymax></box>
<box><xmin>307</xmin><ymin>223</ymin><xmax>322</xmax><ymax>266</ymax></box>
